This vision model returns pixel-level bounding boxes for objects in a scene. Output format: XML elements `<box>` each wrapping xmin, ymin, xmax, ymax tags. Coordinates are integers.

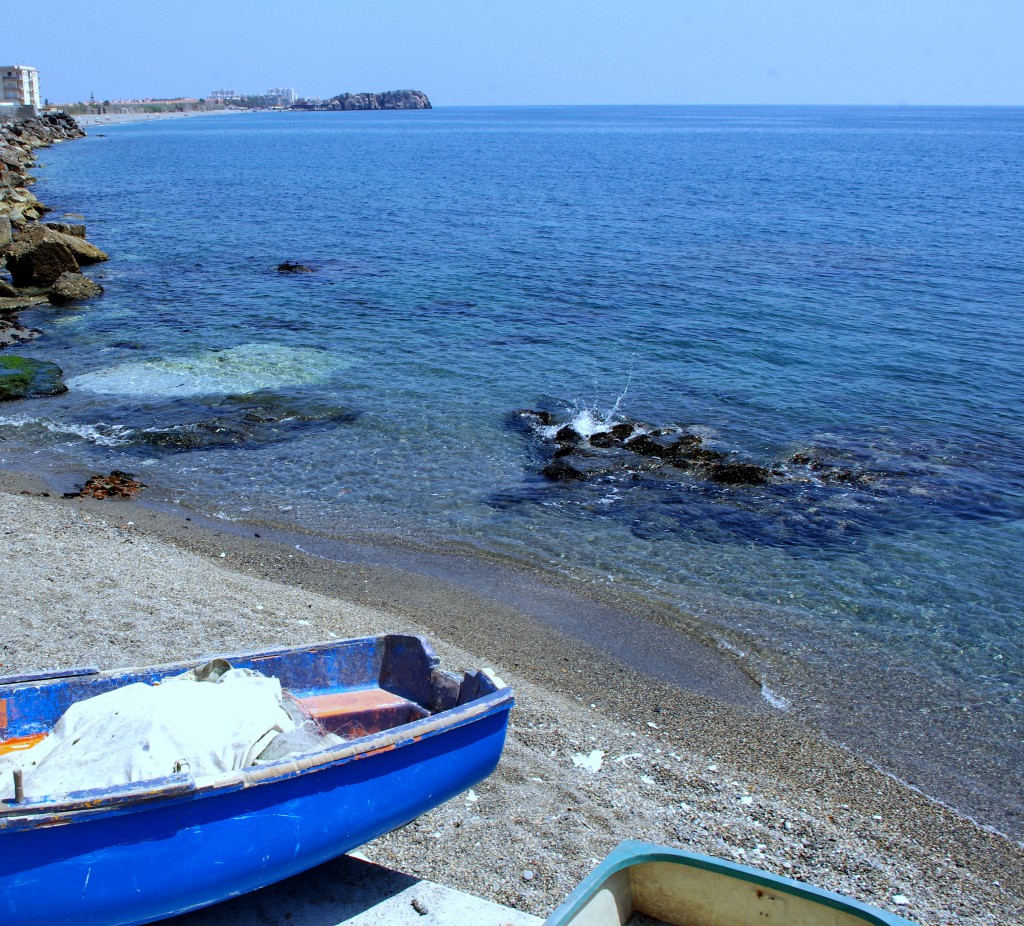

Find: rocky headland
<box><xmin>323</xmin><ymin>89</ymin><xmax>431</xmax><ymax>110</ymax></box>
<box><xmin>1</xmin><ymin>112</ymin><xmax>106</xmax><ymax>397</ymax></box>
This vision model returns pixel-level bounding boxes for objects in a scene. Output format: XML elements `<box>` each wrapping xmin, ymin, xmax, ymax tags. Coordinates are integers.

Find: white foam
<box><xmin>0</xmin><ymin>415</ymin><xmax>133</xmax><ymax>447</ymax></box>
<box><xmin>67</xmin><ymin>344</ymin><xmax>350</xmax><ymax>398</ymax></box>
<box><xmin>760</xmin><ymin>681</ymin><xmax>792</xmax><ymax>711</ymax></box>
<box><xmin>538</xmin><ymin>406</ymin><xmax>617</xmax><ymax>441</ymax></box>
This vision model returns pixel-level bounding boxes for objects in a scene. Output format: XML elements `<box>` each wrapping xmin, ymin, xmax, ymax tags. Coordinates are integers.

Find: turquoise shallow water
<box><xmin>3</xmin><ymin>107</ymin><xmax>1023</xmax><ymax>831</ymax></box>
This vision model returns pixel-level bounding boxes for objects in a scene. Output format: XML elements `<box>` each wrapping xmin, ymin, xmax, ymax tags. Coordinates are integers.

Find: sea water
<box><xmin>4</xmin><ymin>107</ymin><xmax>1023</xmax><ymax>833</ymax></box>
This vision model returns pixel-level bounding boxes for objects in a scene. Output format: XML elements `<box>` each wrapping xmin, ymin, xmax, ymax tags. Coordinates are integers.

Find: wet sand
<box><xmin>1</xmin><ymin>469</ymin><xmax>1021</xmax><ymax>924</ymax></box>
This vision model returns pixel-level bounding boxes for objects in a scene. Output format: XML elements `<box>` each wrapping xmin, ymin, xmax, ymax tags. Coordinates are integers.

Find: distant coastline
<box><xmin>296</xmin><ymin>89</ymin><xmax>432</xmax><ymax>111</ymax></box>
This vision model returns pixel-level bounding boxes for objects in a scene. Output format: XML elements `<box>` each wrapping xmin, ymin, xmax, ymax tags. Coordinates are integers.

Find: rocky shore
<box><xmin>1</xmin><ymin>112</ymin><xmax>107</xmax><ymax>397</ymax></box>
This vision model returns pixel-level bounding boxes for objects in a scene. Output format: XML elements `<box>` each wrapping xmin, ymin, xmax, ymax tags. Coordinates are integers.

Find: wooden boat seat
<box><xmin>297</xmin><ymin>687</ymin><xmax>430</xmax><ymax>740</ymax></box>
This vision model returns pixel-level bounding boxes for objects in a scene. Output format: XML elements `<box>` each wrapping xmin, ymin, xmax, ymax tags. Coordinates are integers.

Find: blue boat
<box><xmin>0</xmin><ymin>635</ymin><xmax>514</xmax><ymax>926</ymax></box>
<box><xmin>544</xmin><ymin>840</ymin><xmax>920</xmax><ymax>926</ymax></box>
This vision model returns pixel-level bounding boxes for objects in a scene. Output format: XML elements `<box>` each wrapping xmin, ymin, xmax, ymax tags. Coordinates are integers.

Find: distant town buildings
<box><xmin>208</xmin><ymin>87</ymin><xmax>297</xmax><ymax>106</ymax></box>
<box><xmin>266</xmin><ymin>87</ymin><xmax>296</xmax><ymax>105</ymax></box>
<box><xmin>1</xmin><ymin>64</ymin><xmax>42</xmax><ymax>113</ymax></box>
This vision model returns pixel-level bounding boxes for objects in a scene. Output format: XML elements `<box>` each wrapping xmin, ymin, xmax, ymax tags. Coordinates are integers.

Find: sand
<box><xmin>0</xmin><ymin>473</ymin><xmax>1021</xmax><ymax>924</ymax></box>
<box><xmin>74</xmin><ymin>110</ymin><xmax>243</xmax><ymax>127</ymax></box>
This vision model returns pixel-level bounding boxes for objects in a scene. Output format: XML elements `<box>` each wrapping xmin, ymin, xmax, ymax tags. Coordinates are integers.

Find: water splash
<box><xmin>538</xmin><ymin>367</ymin><xmax>640</xmax><ymax>440</ymax></box>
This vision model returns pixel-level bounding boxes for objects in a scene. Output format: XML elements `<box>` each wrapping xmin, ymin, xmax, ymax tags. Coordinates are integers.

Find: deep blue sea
<box><xmin>4</xmin><ymin>107</ymin><xmax>1023</xmax><ymax>831</ymax></box>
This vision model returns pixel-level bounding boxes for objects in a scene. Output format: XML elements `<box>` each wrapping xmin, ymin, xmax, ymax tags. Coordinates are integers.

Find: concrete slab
<box><xmin>163</xmin><ymin>852</ymin><xmax>543</xmax><ymax>926</ymax></box>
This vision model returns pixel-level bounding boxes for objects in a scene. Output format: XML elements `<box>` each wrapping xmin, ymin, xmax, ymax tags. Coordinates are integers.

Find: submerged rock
<box><xmin>276</xmin><ymin>261</ymin><xmax>315</xmax><ymax>273</ymax></box>
<box><xmin>706</xmin><ymin>462</ymin><xmax>771</xmax><ymax>486</ymax></box>
<box><xmin>516</xmin><ymin>408</ymin><xmax>553</xmax><ymax>426</ymax></box>
<box><xmin>117</xmin><ymin>393</ymin><xmax>361</xmax><ymax>452</ymax></box>
<box><xmin>48</xmin><ymin>271</ymin><xmax>104</xmax><ymax>305</ymax></box>
<box><xmin>788</xmin><ymin>450</ymin><xmax>869</xmax><ymax>486</ymax></box>
<box><xmin>541</xmin><ymin>460</ymin><xmax>589</xmax><ymax>481</ymax></box>
<box><xmin>0</xmin><ymin>318</ymin><xmax>43</xmax><ymax>349</ymax></box>
<box><xmin>0</xmin><ymin>355</ymin><xmax>67</xmax><ymax>400</ymax></box>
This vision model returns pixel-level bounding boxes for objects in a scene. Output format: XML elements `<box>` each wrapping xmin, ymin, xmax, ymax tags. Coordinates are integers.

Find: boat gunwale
<box><xmin>543</xmin><ymin>839</ymin><xmax>920</xmax><ymax>926</ymax></box>
<box><xmin>0</xmin><ymin>637</ymin><xmax>514</xmax><ymax>829</ymax></box>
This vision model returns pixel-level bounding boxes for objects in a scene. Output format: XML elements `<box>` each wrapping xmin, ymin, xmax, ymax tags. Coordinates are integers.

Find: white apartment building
<box><xmin>267</xmin><ymin>87</ymin><xmax>296</xmax><ymax>104</ymax></box>
<box><xmin>209</xmin><ymin>89</ymin><xmax>239</xmax><ymax>101</ymax></box>
<box><xmin>1</xmin><ymin>65</ymin><xmax>42</xmax><ymax>109</ymax></box>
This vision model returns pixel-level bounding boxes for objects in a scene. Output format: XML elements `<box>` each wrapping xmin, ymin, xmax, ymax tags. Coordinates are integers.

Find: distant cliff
<box><xmin>326</xmin><ymin>90</ymin><xmax>431</xmax><ymax>111</ymax></box>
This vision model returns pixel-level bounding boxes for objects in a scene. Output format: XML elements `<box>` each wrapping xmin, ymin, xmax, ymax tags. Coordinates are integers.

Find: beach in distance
<box><xmin>73</xmin><ymin>110</ymin><xmax>246</xmax><ymax>127</ymax></box>
<box><xmin>1</xmin><ymin>104</ymin><xmax>1023</xmax><ymax>923</ymax></box>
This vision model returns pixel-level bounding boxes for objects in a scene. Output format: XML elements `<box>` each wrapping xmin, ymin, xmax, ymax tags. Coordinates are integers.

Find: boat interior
<box><xmin>0</xmin><ymin>634</ymin><xmax>503</xmax><ymax>768</ymax></box>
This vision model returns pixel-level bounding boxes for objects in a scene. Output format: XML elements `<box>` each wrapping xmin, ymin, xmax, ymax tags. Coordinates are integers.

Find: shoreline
<box><xmin>73</xmin><ymin>109</ymin><xmax>243</xmax><ymax>127</ymax></box>
<box><xmin>2</xmin><ymin>112</ymin><xmax>1022</xmax><ymax>921</ymax></box>
<box><xmin>2</xmin><ymin>436</ymin><xmax>1020</xmax><ymax>843</ymax></box>
<box><xmin>1</xmin><ymin>469</ymin><xmax>1022</xmax><ymax>923</ymax></box>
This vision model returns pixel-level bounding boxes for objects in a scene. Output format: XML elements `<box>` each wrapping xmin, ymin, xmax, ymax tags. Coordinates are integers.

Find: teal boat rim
<box><xmin>544</xmin><ymin>839</ymin><xmax>920</xmax><ymax>926</ymax></box>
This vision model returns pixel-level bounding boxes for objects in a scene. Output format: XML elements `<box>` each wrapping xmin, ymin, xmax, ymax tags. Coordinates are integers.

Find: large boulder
<box><xmin>2</xmin><ymin>233</ymin><xmax>79</xmax><ymax>287</ymax></box>
<box><xmin>43</xmin><ymin>221</ymin><xmax>87</xmax><ymax>238</ymax></box>
<box><xmin>48</xmin><ymin>271</ymin><xmax>104</xmax><ymax>304</ymax></box>
<box><xmin>0</xmin><ymin>147</ymin><xmax>25</xmax><ymax>169</ymax></box>
<box><xmin>0</xmin><ymin>355</ymin><xmax>68</xmax><ymax>400</ymax></box>
<box><xmin>15</xmin><ymin>223</ymin><xmax>108</xmax><ymax>265</ymax></box>
<box><xmin>0</xmin><ymin>216</ymin><xmax>12</xmax><ymax>249</ymax></box>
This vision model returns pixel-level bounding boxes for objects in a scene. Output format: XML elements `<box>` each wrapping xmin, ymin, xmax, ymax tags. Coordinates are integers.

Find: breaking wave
<box><xmin>0</xmin><ymin>414</ymin><xmax>134</xmax><ymax>447</ymax></box>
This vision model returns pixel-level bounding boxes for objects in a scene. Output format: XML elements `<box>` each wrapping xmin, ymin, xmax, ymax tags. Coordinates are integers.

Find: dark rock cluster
<box><xmin>276</xmin><ymin>261</ymin><xmax>315</xmax><ymax>273</ymax></box>
<box><xmin>1</xmin><ymin>112</ymin><xmax>104</xmax><ymax>398</ymax></box>
<box><xmin>516</xmin><ymin>409</ymin><xmax>774</xmax><ymax>487</ymax></box>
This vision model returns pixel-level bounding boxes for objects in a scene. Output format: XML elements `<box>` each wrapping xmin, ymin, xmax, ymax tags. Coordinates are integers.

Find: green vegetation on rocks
<box><xmin>0</xmin><ymin>355</ymin><xmax>68</xmax><ymax>400</ymax></box>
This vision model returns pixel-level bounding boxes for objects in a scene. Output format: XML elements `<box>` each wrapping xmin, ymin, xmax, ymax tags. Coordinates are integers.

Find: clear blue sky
<box><xmin>6</xmin><ymin>0</ymin><xmax>1022</xmax><ymax>106</ymax></box>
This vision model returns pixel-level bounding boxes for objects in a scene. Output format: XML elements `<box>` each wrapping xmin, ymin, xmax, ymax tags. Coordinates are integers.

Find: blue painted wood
<box><xmin>0</xmin><ymin>666</ymin><xmax>99</xmax><ymax>687</ymax></box>
<box><xmin>0</xmin><ymin>636</ymin><xmax>514</xmax><ymax>926</ymax></box>
<box><xmin>543</xmin><ymin>840</ymin><xmax>921</xmax><ymax>926</ymax></box>
<box><xmin>0</xmin><ymin>638</ymin><xmax>386</xmax><ymax>739</ymax></box>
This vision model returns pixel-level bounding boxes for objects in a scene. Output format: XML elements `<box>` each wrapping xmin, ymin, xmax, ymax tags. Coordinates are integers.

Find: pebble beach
<box><xmin>1</xmin><ymin>474</ymin><xmax>1021</xmax><ymax>924</ymax></box>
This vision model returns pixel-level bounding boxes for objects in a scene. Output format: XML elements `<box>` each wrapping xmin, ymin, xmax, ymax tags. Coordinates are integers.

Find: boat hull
<box><xmin>0</xmin><ymin>637</ymin><xmax>513</xmax><ymax>926</ymax></box>
<box><xmin>543</xmin><ymin>840</ymin><xmax>920</xmax><ymax>926</ymax></box>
